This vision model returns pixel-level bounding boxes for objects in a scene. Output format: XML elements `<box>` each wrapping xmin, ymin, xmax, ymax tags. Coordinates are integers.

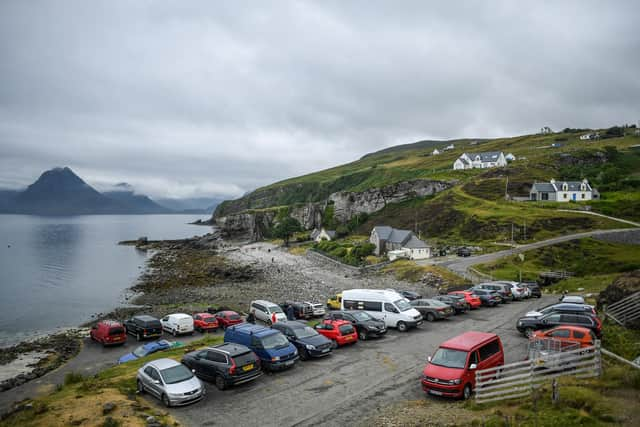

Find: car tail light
<box><xmin>229</xmin><ymin>358</ymin><xmax>237</xmax><ymax>375</ymax></box>
<box><xmin>437</xmin><ymin>308</ymin><xmax>445</xmax><ymax>312</ymax></box>
<box><xmin>143</xmin><ymin>329</ymin><xmax>147</xmax><ymax>334</ymax></box>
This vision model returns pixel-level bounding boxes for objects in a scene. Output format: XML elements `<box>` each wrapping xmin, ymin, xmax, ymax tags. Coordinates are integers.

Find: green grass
<box><xmin>476</xmin><ymin>238</ymin><xmax>640</xmax><ymax>288</ymax></box>
<box><xmin>382</xmin><ymin>260</ymin><xmax>470</xmax><ymax>286</ymax></box>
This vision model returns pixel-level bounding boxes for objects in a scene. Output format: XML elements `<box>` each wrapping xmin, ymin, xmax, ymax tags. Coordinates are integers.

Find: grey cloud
<box><xmin>1</xmin><ymin>1</ymin><xmax>638</xmax><ymax>198</ymax></box>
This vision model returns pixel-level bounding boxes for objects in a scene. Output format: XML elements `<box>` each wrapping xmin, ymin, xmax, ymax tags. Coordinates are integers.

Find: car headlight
<box><xmin>305</xmin><ymin>344</ymin><xmax>316</xmax><ymax>350</ymax></box>
<box><xmin>271</xmin><ymin>356</ymin><xmax>280</xmax><ymax>361</ymax></box>
<box><xmin>366</xmin><ymin>325</ymin><xmax>377</xmax><ymax>330</ymax></box>
<box><xmin>451</xmin><ymin>379</ymin><xmax>461</xmax><ymax>385</ymax></box>
<box><xmin>517</xmin><ymin>321</ymin><xmax>523</xmax><ymax>327</ymax></box>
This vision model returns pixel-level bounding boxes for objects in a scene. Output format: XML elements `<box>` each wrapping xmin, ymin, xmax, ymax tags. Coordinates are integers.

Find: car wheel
<box><xmin>215</xmin><ymin>375</ymin><xmax>227</xmax><ymax>390</ymax></box>
<box><xmin>462</xmin><ymin>384</ymin><xmax>472</xmax><ymax>400</ymax></box>
<box><xmin>330</xmin><ymin>339</ymin><xmax>338</xmax><ymax>349</ymax></box>
<box><xmin>397</xmin><ymin>321</ymin><xmax>408</xmax><ymax>332</ymax></box>
<box><xmin>172</xmin><ymin>328</ymin><xmax>177</xmax><ymax>337</ymax></box>
<box><xmin>426</xmin><ymin>313</ymin><xmax>435</xmax><ymax>322</ymax></box>
<box><xmin>358</xmin><ymin>330</ymin><xmax>367</xmax><ymax>341</ymax></box>
<box><xmin>161</xmin><ymin>394</ymin><xmax>171</xmax><ymax>407</ymax></box>
<box><xmin>136</xmin><ymin>332</ymin><xmax>142</xmax><ymax>342</ymax></box>
<box><xmin>300</xmin><ymin>349</ymin><xmax>309</xmax><ymax>361</ymax></box>
<box><xmin>524</xmin><ymin>327</ymin><xmax>535</xmax><ymax>338</ymax></box>
<box><xmin>137</xmin><ymin>380</ymin><xmax>145</xmax><ymax>394</ymax></box>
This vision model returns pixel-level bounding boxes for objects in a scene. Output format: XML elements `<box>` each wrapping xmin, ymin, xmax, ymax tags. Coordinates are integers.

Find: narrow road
<box><xmin>556</xmin><ymin>209</ymin><xmax>640</xmax><ymax>227</ymax></box>
<box><xmin>421</xmin><ymin>227</ymin><xmax>637</xmax><ymax>279</ymax></box>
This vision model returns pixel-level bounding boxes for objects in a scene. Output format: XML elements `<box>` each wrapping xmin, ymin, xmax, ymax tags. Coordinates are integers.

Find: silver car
<box><xmin>137</xmin><ymin>358</ymin><xmax>204</xmax><ymax>407</ymax></box>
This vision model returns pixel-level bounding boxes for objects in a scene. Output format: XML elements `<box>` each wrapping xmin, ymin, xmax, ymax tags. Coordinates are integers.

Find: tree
<box><xmin>271</xmin><ymin>217</ymin><xmax>302</xmax><ymax>246</ymax></box>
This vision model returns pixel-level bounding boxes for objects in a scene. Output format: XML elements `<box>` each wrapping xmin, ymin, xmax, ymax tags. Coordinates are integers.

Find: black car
<box><xmin>470</xmin><ymin>289</ymin><xmax>501</xmax><ymax>307</ymax></box>
<box><xmin>516</xmin><ymin>313</ymin><xmax>600</xmax><ymax>337</ymax></box>
<box><xmin>432</xmin><ymin>295</ymin><xmax>469</xmax><ymax>314</ymax></box>
<box><xmin>399</xmin><ymin>290</ymin><xmax>422</xmax><ymax>301</ymax></box>
<box><xmin>279</xmin><ymin>301</ymin><xmax>313</xmax><ymax>319</ymax></box>
<box><xmin>324</xmin><ymin>310</ymin><xmax>387</xmax><ymax>340</ymax></box>
<box><xmin>271</xmin><ymin>321</ymin><xmax>333</xmax><ymax>360</ymax></box>
<box><xmin>123</xmin><ymin>315</ymin><xmax>162</xmax><ymax>341</ymax></box>
<box><xmin>523</xmin><ymin>282</ymin><xmax>542</xmax><ymax>298</ymax></box>
<box><xmin>457</xmin><ymin>247</ymin><xmax>471</xmax><ymax>257</ymax></box>
<box><xmin>525</xmin><ymin>303</ymin><xmax>597</xmax><ymax>319</ymax></box>
<box><xmin>181</xmin><ymin>342</ymin><xmax>262</xmax><ymax>390</ymax></box>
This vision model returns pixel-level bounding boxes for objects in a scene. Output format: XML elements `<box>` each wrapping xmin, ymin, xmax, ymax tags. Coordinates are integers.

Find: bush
<box><xmin>64</xmin><ymin>371</ymin><xmax>84</xmax><ymax>386</ymax></box>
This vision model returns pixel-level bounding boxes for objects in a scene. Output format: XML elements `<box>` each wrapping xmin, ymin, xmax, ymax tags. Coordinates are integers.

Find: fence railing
<box><xmin>475</xmin><ymin>342</ymin><xmax>601</xmax><ymax>404</ymax></box>
<box><xmin>604</xmin><ymin>291</ymin><xmax>640</xmax><ymax>327</ymax></box>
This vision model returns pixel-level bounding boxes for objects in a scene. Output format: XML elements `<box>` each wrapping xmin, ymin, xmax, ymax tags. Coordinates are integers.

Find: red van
<box><xmin>421</xmin><ymin>331</ymin><xmax>504</xmax><ymax>399</ymax></box>
<box><xmin>90</xmin><ymin>320</ymin><xmax>127</xmax><ymax>347</ymax></box>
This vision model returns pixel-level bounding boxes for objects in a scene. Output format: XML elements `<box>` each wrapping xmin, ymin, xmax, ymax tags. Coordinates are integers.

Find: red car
<box><xmin>448</xmin><ymin>291</ymin><xmax>481</xmax><ymax>309</ymax></box>
<box><xmin>314</xmin><ymin>319</ymin><xmax>358</xmax><ymax>348</ymax></box>
<box><xmin>90</xmin><ymin>320</ymin><xmax>127</xmax><ymax>347</ymax></box>
<box><xmin>213</xmin><ymin>310</ymin><xmax>244</xmax><ymax>329</ymax></box>
<box><xmin>193</xmin><ymin>313</ymin><xmax>219</xmax><ymax>333</ymax></box>
<box><xmin>533</xmin><ymin>326</ymin><xmax>596</xmax><ymax>349</ymax></box>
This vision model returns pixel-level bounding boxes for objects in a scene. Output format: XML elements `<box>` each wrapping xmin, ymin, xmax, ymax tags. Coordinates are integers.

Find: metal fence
<box><xmin>604</xmin><ymin>291</ymin><xmax>640</xmax><ymax>327</ymax></box>
<box><xmin>475</xmin><ymin>341</ymin><xmax>601</xmax><ymax>404</ymax></box>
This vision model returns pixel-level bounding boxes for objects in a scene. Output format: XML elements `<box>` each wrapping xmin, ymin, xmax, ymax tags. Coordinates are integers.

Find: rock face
<box><xmin>597</xmin><ymin>270</ymin><xmax>640</xmax><ymax>329</ymax></box>
<box><xmin>214</xmin><ymin>179</ymin><xmax>451</xmax><ymax>239</ymax></box>
<box><xmin>329</xmin><ymin>179</ymin><xmax>451</xmax><ymax>223</ymax></box>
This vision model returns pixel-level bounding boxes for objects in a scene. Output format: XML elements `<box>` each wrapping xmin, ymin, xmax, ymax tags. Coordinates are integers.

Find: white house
<box><xmin>369</xmin><ymin>226</ymin><xmax>431</xmax><ymax>260</ymax></box>
<box><xmin>580</xmin><ymin>133</ymin><xmax>600</xmax><ymax>141</ymax></box>
<box><xmin>432</xmin><ymin>148</ymin><xmax>440</xmax><ymax>156</ymax></box>
<box><xmin>443</xmin><ymin>144</ymin><xmax>455</xmax><ymax>151</ymax></box>
<box><xmin>529</xmin><ymin>178</ymin><xmax>595</xmax><ymax>202</ymax></box>
<box><xmin>310</xmin><ymin>228</ymin><xmax>337</xmax><ymax>242</ymax></box>
<box><xmin>453</xmin><ymin>151</ymin><xmax>507</xmax><ymax>170</ymax></box>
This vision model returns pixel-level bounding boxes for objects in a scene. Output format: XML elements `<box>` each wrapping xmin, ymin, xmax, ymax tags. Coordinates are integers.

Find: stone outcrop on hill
<box><xmin>213</xmin><ymin>179</ymin><xmax>452</xmax><ymax>239</ymax></box>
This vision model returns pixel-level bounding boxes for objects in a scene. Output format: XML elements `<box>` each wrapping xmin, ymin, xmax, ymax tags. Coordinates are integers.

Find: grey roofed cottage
<box><xmin>530</xmin><ymin>178</ymin><xmax>595</xmax><ymax>202</ymax></box>
<box><xmin>453</xmin><ymin>151</ymin><xmax>507</xmax><ymax>170</ymax></box>
<box><xmin>370</xmin><ymin>226</ymin><xmax>431</xmax><ymax>259</ymax></box>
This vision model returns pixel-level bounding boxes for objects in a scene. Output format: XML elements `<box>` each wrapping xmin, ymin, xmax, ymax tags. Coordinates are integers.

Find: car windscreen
<box><xmin>259</xmin><ymin>333</ymin><xmax>290</xmax><ymax>349</ymax></box>
<box><xmin>294</xmin><ymin>327</ymin><xmax>319</xmax><ymax>339</ymax></box>
<box><xmin>204</xmin><ymin>317</ymin><xmax>216</xmax><ymax>323</ymax></box>
<box><xmin>232</xmin><ymin>351</ymin><xmax>257</xmax><ymax>366</ymax></box>
<box><xmin>160</xmin><ymin>364</ymin><xmax>194</xmax><ymax>384</ymax></box>
<box><xmin>145</xmin><ymin>321</ymin><xmax>161</xmax><ymax>329</ymax></box>
<box><xmin>109</xmin><ymin>327</ymin><xmax>124</xmax><ymax>335</ymax></box>
<box><xmin>268</xmin><ymin>305</ymin><xmax>284</xmax><ymax>314</ymax></box>
<box><xmin>228</xmin><ymin>314</ymin><xmax>241</xmax><ymax>320</ymax></box>
<box><xmin>339</xmin><ymin>324</ymin><xmax>355</xmax><ymax>335</ymax></box>
<box><xmin>132</xmin><ymin>346</ymin><xmax>148</xmax><ymax>357</ymax></box>
<box><xmin>352</xmin><ymin>311</ymin><xmax>373</xmax><ymax>321</ymax></box>
<box><xmin>430</xmin><ymin>348</ymin><xmax>468</xmax><ymax>369</ymax></box>
<box><xmin>394</xmin><ymin>299</ymin><xmax>412</xmax><ymax>312</ymax></box>
<box><xmin>427</xmin><ymin>300</ymin><xmax>448</xmax><ymax>307</ymax></box>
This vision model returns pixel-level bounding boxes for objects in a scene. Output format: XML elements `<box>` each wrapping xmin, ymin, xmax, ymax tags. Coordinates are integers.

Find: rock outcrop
<box><xmin>597</xmin><ymin>270</ymin><xmax>640</xmax><ymax>329</ymax></box>
<box><xmin>214</xmin><ymin>179</ymin><xmax>452</xmax><ymax>239</ymax></box>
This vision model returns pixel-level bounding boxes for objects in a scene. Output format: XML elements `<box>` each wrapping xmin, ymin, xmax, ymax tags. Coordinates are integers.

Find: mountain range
<box><xmin>0</xmin><ymin>167</ymin><xmax>220</xmax><ymax>216</ymax></box>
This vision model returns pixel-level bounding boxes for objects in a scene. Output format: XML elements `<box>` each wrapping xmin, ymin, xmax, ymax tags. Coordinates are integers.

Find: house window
<box><xmin>541</xmin><ymin>193</ymin><xmax>549</xmax><ymax>201</ymax></box>
<box><xmin>581</xmin><ymin>193</ymin><xmax>585</xmax><ymax>199</ymax></box>
<box><xmin>563</xmin><ymin>194</ymin><xmax>568</xmax><ymax>199</ymax></box>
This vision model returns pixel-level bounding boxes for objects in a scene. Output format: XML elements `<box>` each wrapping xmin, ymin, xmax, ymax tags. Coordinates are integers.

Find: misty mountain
<box><xmin>155</xmin><ymin>197</ymin><xmax>223</xmax><ymax>214</ymax></box>
<box><xmin>103</xmin><ymin>183</ymin><xmax>171</xmax><ymax>214</ymax></box>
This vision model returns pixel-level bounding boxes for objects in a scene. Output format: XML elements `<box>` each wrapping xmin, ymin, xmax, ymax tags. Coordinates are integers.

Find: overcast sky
<box><xmin>1</xmin><ymin>1</ymin><xmax>638</xmax><ymax>199</ymax></box>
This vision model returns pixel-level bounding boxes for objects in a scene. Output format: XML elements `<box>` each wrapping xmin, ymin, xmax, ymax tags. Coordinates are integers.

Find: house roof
<box><xmin>531</xmin><ymin>180</ymin><xmax>592</xmax><ymax>193</ymax></box>
<box><xmin>531</xmin><ymin>182</ymin><xmax>556</xmax><ymax>192</ymax></box>
<box><xmin>387</xmin><ymin>228</ymin><xmax>413</xmax><ymax>245</ymax></box>
<box><xmin>372</xmin><ymin>226</ymin><xmax>393</xmax><ymax>240</ymax></box>
<box><xmin>561</xmin><ymin>181</ymin><xmax>592</xmax><ymax>191</ymax></box>
<box><xmin>404</xmin><ymin>235</ymin><xmax>429</xmax><ymax>249</ymax></box>
<box><xmin>466</xmin><ymin>151</ymin><xmax>503</xmax><ymax>162</ymax></box>
<box><xmin>310</xmin><ymin>228</ymin><xmax>320</xmax><ymax>239</ymax></box>
<box><xmin>324</xmin><ymin>230</ymin><xmax>337</xmax><ymax>238</ymax></box>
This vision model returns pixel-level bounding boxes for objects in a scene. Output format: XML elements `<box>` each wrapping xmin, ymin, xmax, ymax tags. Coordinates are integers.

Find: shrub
<box><xmin>64</xmin><ymin>371</ymin><xmax>84</xmax><ymax>386</ymax></box>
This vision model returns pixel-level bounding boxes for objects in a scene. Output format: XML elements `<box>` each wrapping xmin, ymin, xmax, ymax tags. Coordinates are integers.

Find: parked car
<box><xmin>525</xmin><ymin>302</ymin><xmax>597</xmax><ymax>319</ymax></box>
<box><xmin>523</xmin><ymin>282</ymin><xmax>542</xmax><ymax>298</ymax></box>
<box><xmin>324</xmin><ymin>310</ymin><xmax>387</xmax><ymax>340</ymax></box>
<box><xmin>161</xmin><ymin>313</ymin><xmax>194</xmax><ymax>336</ymax></box>
<box><xmin>137</xmin><ymin>358</ymin><xmax>204</xmax><ymax>407</ymax></box>
<box><xmin>473</xmin><ymin>283</ymin><xmax>512</xmax><ymax>302</ymax></box>
<box><xmin>341</xmin><ymin>289</ymin><xmax>423</xmax><ymax>332</ymax></box>
<box><xmin>520</xmin><ymin>284</ymin><xmax>532</xmax><ymax>299</ymax></box>
<box><xmin>410</xmin><ymin>299</ymin><xmax>454</xmax><ymax>321</ymax></box>
<box><xmin>494</xmin><ymin>281</ymin><xmax>525</xmax><ymax>300</ymax></box>
<box><xmin>304</xmin><ymin>301</ymin><xmax>326</xmax><ymax>317</ymax></box>
<box><xmin>469</xmin><ymin>289</ymin><xmax>501</xmax><ymax>307</ymax></box>
<box><xmin>559</xmin><ymin>295</ymin><xmax>586</xmax><ymax>304</ymax></box>
<box><xmin>457</xmin><ymin>247</ymin><xmax>471</xmax><ymax>257</ymax></box>
<box><xmin>432</xmin><ymin>295</ymin><xmax>469</xmax><ymax>314</ymax></box>
<box><xmin>271</xmin><ymin>321</ymin><xmax>333</xmax><ymax>360</ymax></box>
<box><xmin>422</xmin><ymin>332</ymin><xmax>504</xmax><ymax>399</ymax></box>
<box><xmin>448</xmin><ymin>291</ymin><xmax>481</xmax><ymax>309</ymax></box>
<box><xmin>399</xmin><ymin>290</ymin><xmax>422</xmax><ymax>301</ymax></box>
<box><xmin>533</xmin><ymin>326</ymin><xmax>597</xmax><ymax>349</ymax></box>
<box><xmin>250</xmin><ymin>300</ymin><xmax>287</xmax><ymax>324</ymax></box>
<box><xmin>212</xmin><ymin>310</ymin><xmax>244</xmax><ymax>329</ymax></box>
<box><xmin>193</xmin><ymin>313</ymin><xmax>219</xmax><ymax>333</ymax></box>
<box><xmin>279</xmin><ymin>301</ymin><xmax>313</xmax><ymax>319</ymax></box>
<box><xmin>90</xmin><ymin>320</ymin><xmax>126</xmax><ymax>347</ymax></box>
<box><xmin>314</xmin><ymin>319</ymin><xmax>358</xmax><ymax>348</ymax></box>
<box><xmin>326</xmin><ymin>293</ymin><xmax>343</xmax><ymax>310</ymax></box>
<box><xmin>516</xmin><ymin>312</ymin><xmax>601</xmax><ymax>337</ymax></box>
<box><xmin>118</xmin><ymin>339</ymin><xmax>172</xmax><ymax>364</ymax></box>
<box><xmin>181</xmin><ymin>343</ymin><xmax>262</xmax><ymax>390</ymax></box>
<box><xmin>224</xmin><ymin>323</ymin><xmax>298</xmax><ymax>371</ymax></box>
<box><xmin>124</xmin><ymin>315</ymin><xmax>163</xmax><ymax>341</ymax></box>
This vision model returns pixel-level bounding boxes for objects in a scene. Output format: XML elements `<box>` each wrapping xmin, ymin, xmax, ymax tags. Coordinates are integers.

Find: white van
<box><xmin>341</xmin><ymin>289</ymin><xmax>423</xmax><ymax>332</ymax></box>
<box><xmin>161</xmin><ymin>313</ymin><xmax>194</xmax><ymax>336</ymax></box>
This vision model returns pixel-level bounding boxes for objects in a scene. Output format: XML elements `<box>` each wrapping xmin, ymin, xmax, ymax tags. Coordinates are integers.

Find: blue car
<box><xmin>117</xmin><ymin>339</ymin><xmax>171</xmax><ymax>364</ymax></box>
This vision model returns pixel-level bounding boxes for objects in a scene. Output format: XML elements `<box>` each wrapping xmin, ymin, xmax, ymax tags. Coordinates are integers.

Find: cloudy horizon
<box><xmin>1</xmin><ymin>1</ymin><xmax>638</xmax><ymax>199</ymax></box>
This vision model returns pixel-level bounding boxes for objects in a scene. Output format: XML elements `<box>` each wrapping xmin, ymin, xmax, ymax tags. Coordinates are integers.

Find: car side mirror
<box><xmin>427</xmin><ymin>356</ymin><xmax>432</xmax><ymax>362</ymax></box>
<box><xmin>542</xmin><ymin>319</ymin><xmax>548</xmax><ymax>324</ymax></box>
<box><xmin>153</xmin><ymin>380</ymin><xmax>160</xmax><ymax>385</ymax></box>
<box><xmin>469</xmin><ymin>363</ymin><xmax>477</xmax><ymax>370</ymax></box>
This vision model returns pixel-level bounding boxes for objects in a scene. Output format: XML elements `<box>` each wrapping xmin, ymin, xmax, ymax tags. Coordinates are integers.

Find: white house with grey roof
<box><xmin>369</xmin><ymin>226</ymin><xmax>431</xmax><ymax>260</ymax></box>
<box><xmin>453</xmin><ymin>151</ymin><xmax>507</xmax><ymax>170</ymax></box>
<box><xmin>529</xmin><ymin>179</ymin><xmax>595</xmax><ymax>202</ymax></box>
<box><xmin>310</xmin><ymin>228</ymin><xmax>337</xmax><ymax>242</ymax></box>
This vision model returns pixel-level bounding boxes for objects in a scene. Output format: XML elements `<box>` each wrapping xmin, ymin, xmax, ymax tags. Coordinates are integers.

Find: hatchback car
<box><xmin>517</xmin><ymin>313</ymin><xmax>601</xmax><ymax>337</ymax></box>
<box><xmin>410</xmin><ymin>299</ymin><xmax>454</xmax><ymax>321</ymax></box>
<box><xmin>432</xmin><ymin>295</ymin><xmax>469</xmax><ymax>314</ymax></box>
<box><xmin>324</xmin><ymin>310</ymin><xmax>387</xmax><ymax>340</ymax></box>
<box><xmin>118</xmin><ymin>339</ymin><xmax>172</xmax><ymax>364</ymax></box>
<box><xmin>473</xmin><ymin>283</ymin><xmax>512</xmax><ymax>302</ymax></box>
<box><xmin>182</xmin><ymin>343</ymin><xmax>262</xmax><ymax>390</ymax></box>
<box><xmin>532</xmin><ymin>326</ymin><xmax>596</xmax><ymax>349</ymax></box>
<box><xmin>523</xmin><ymin>282</ymin><xmax>542</xmax><ymax>298</ymax></box>
<box><xmin>314</xmin><ymin>319</ymin><xmax>358</xmax><ymax>348</ymax></box>
<box><xmin>90</xmin><ymin>320</ymin><xmax>127</xmax><ymax>347</ymax></box>
<box><xmin>469</xmin><ymin>289</ymin><xmax>501</xmax><ymax>307</ymax></box>
<box><xmin>448</xmin><ymin>291</ymin><xmax>481</xmax><ymax>309</ymax></box>
<box><xmin>399</xmin><ymin>290</ymin><xmax>422</xmax><ymax>301</ymax></box>
<box><xmin>212</xmin><ymin>310</ymin><xmax>244</xmax><ymax>329</ymax></box>
<box><xmin>193</xmin><ymin>313</ymin><xmax>219</xmax><ymax>333</ymax></box>
<box><xmin>559</xmin><ymin>295</ymin><xmax>586</xmax><ymax>304</ymax></box>
<box><xmin>137</xmin><ymin>358</ymin><xmax>204</xmax><ymax>407</ymax></box>
<box><xmin>271</xmin><ymin>321</ymin><xmax>333</xmax><ymax>360</ymax></box>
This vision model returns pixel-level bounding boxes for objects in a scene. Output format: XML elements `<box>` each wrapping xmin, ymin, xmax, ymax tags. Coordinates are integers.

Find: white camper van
<box><xmin>341</xmin><ymin>289</ymin><xmax>423</xmax><ymax>332</ymax></box>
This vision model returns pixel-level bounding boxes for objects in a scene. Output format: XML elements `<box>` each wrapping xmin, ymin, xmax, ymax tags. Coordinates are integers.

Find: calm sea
<box><xmin>0</xmin><ymin>214</ymin><xmax>214</xmax><ymax>347</ymax></box>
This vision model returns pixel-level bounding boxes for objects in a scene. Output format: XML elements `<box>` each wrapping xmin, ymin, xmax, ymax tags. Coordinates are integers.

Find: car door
<box><xmin>144</xmin><ymin>366</ymin><xmax>163</xmax><ymax>398</ymax></box>
<box><xmin>190</xmin><ymin>350</ymin><xmax>210</xmax><ymax>378</ymax></box>
<box><xmin>383</xmin><ymin>302</ymin><xmax>400</xmax><ymax>324</ymax></box>
<box><xmin>206</xmin><ymin>350</ymin><xmax>226</xmax><ymax>379</ymax></box>
<box><xmin>547</xmin><ymin>328</ymin><xmax>572</xmax><ymax>348</ymax></box>
<box><xmin>542</xmin><ymin>314</ymin><xmax>562</xmax><ymax>330</ymax></box>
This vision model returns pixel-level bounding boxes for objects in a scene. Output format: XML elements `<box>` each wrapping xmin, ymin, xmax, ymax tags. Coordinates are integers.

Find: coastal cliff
<box><xmin>212</xmin><ymin>179</ymin><xmax>452</xmax><ymax>239</ymax></box>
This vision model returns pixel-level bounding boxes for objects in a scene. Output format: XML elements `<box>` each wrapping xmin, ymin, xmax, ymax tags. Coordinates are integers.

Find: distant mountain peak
<box><xmin>113</xmin><ymin>182</ymin><xmax>134</xmax><ymax>192</ymax></box>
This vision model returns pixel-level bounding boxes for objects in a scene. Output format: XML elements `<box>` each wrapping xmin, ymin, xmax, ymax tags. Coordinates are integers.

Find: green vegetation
<box><xmin>313</xmin><ymin>239</ymin><xmax>376</xmax><ymax>266</ymax></box>
<box><xmin>382</xmin><ymin>260</ymin><xmax>470</xmax><ymax>287</ymax></box>
<box><xmin>270</xmin><ymin>216</ymin><xmax>302</xmax><ymax>246</ymax></box>
<box><xmin>476</xmin><ymin>238</ymin><xmax>640</xmax><ymax>291</ymax></box>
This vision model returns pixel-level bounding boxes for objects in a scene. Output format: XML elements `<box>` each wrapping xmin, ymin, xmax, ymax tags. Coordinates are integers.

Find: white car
<box><xmin>495</xmin><ymin>281</ymin><xmax>525</xmax><ymax>300</ymax></box>
<box><xmin>304</xmin><ymin>301</ymin><xmax>326</xmax><ymax>317</ymax></box>
<box><xmin>250</xmin><ymin>300</ymin><xmax>287</xmax><ymax>324</ymax></box>
<box><xmin>161</xmin><ymin>313</ymin><xmax>194</xmax><ymax>336</ymax></box>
